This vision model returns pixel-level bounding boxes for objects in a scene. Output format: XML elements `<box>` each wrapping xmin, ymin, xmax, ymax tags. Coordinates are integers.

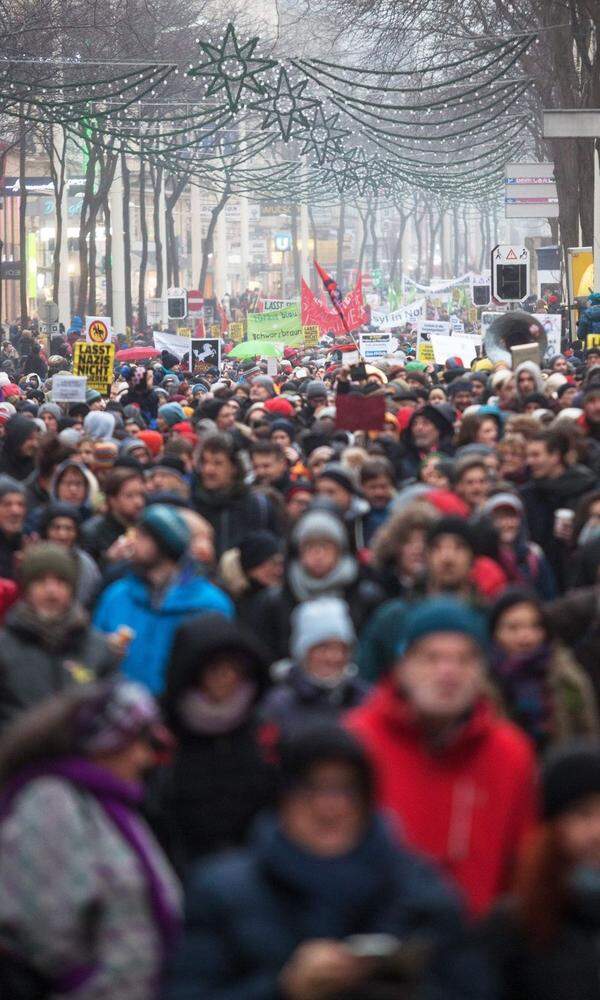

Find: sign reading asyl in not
<box><xmin>73</xmin><ymin>342</ymin><xmax>115</xmax><ymax>394</ymax></box>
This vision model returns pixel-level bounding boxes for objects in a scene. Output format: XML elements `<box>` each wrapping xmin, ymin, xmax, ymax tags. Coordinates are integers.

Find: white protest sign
<box><xmin>52</xmin><ymin>374</ymin><xmax>87</xmax><ymax>403</ymax></box>
<box><xmin>534</xmin><ymin>313</ymin><xmax>562</xmax><ymax>357</ymax></box>
<box><xmin>153</xmin><ymin>330</ymin><xmax>190</xmax><ymax>360</ymax></box>
<box><xmin>417</xmin><ymin>319</ymin><xmax>452</xmax><ymax>337</ymax></box>
<box><xmin>85</xmin><ymin>316</ymin><xmax>112</xmax><ymax>345</ymax></box>
<box><xmin>431</xmin><ymin>333</ymin><xmax>482</xmax><ymax>365</ymax></box>
<box><xmin>359</xmin><ymin>331</ymin><xmax>393</xmax><ymax>359</ymax></box>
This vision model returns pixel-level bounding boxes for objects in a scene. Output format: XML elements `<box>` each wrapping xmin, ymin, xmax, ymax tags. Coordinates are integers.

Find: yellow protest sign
<box><xmin>228</xmin><ymin>321</ymin><xmax>245</xmax><ymax>343</ymax></box>
<box><xmin>417</xmin><ymin>342</ymin><xmax>435</xmax><ymax>363</ymax></box>
<box><xmin>73</xmin><ymin>342</ymin><xmax>115</xmax><ymax>394</ymax></box>
<box><xmin>178</xmin><ymin>327</ymin><xmax>192</xmax><ymax>338</ymax></box>
<box><xmin>302</xmin><ymin>324</ymin><xmax>320</xmax><ymax>347</ymax></box>
<box><xmin>587</xmin><ymin>334</ymin><xmax>600</xmax><ymax>348</ymax></box>
<box><xmin>210</xmin><ymin>324</ymin><xmax>221</xmax><ymax>338</ymax></box>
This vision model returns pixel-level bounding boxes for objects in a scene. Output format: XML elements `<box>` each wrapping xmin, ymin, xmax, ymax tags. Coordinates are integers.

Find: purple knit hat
<box><xmin>74</xmin><ymin>680</ymin><xmax>173</xmax><ymax>755</ymax></box>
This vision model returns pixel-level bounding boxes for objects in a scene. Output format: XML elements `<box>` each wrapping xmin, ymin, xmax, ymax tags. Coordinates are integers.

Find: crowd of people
<box><xmin>0</xmin><ymin>311</ymin><xmax>599</xmax><ymax>999</ymax></box>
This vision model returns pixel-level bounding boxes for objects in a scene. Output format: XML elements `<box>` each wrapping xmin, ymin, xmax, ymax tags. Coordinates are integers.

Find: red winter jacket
<box><xmin>346</xmin><ymin>679</ymin><xmax>538</xmax><ymax>918</ymax></box>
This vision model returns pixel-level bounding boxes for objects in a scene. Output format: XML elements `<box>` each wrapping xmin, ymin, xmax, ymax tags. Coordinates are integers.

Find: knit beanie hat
<box><xmin>399</xmin><ymin>596</ymin><xmax>487</xmax><ymax>654</ymax></box>
<box><xmin>264</xmin><ymin>396</ymin><xmax>295</xmax><ymax>418</ymax></box>
<box><xmin>252</xmin><ymin>375</ymin><xmax>275</xmax><ymax>396</ymax></box>
<box><xmin>293</xmin><ymin>508</ymin><xmax>348</xmax><ymax>551</ymax></box>
<box><xmin>137</xmin><ymin>430</ymin><xmax>163</xmax><ymax>457</ymax></box>
<box><xmin>239</xmin><ymin>530</ymin><xmax>281</xmax><ymax>573</ymax></box>
<box><xmin>543</xmin><ymin>741</ymin><xmax>600</xmax><ymax>820</ymax></box>
<box><xmin>317</xmin><ymin>462</ymin><xmax>360</xmax><ymax>496</ymax></box>
<box><xmin>158</xmin><ymin>402</ymin><xmax>185</xmax><ymax>427</ymax></box>
<box><xmin>427</xmin><ymin>515</ymin><xmax>475</xmax><ymax>550</ymax></box>
<box><xmin>138</xmin><ymin>503</ymin><xmax>190</xmax><ymax>560</ymax></box>
<box><xmin>278</xmin><ymin>723</ymin><xmax>373</xmax><ymax>805</ymax></box>
<box><xmin>20</xmin><ymin>542</ymin><xmax>78</xmax><ymax>591</ymax></box>
<box><xmin>74</xmin><ymin>679</ymin><xmax>172</xmax><ymax>755</ymax></box>
<box><xmin>306</xmin><ymin>380</ymin><xmax>328</xmax><ymax>400</ymax></box>
<box><xmin>0</xmin><ymin>475</ymin><xmax>24</xmax><ymax>499</ymax></box>
<box><xmin>291</xmin><ymin>597</ymin><xmax>355</xmax><ymax>663</ymax></box>
<box><xmin>38</xmin><ymin>402</ymin><xmax>62</xmax><ymax>421</ymax></box>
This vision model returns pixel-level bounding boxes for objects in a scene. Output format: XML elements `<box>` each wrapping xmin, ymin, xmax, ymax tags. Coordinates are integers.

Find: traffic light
<box><xmin>491</xmin><ymin>245</ymin><xmax>530</xmax><ymax>303</ymax></box>
<box><xmin>167</xmin><ymin>287</ymin><xmax>187</xmax><ymax>319</ymax></box>
<box><xmin>472</xmin><ymin>283</ymin><xmax>491</xmax><ymax>306</ymax></box>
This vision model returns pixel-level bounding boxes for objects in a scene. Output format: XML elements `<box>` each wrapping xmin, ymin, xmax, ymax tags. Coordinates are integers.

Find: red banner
<box><xmin>301</xmin><ymin>275</ymin><xmax>368</xmax><ymax>334</ymax></box>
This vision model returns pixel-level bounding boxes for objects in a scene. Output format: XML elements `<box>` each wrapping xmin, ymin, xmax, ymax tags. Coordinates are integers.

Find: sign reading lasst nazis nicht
<box><xmin>73</xmin><ymin>342</ymin><xmax>115</xmax><ymax>393</ymax></box>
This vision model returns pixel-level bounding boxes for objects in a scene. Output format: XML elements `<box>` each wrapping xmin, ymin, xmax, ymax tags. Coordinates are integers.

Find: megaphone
<box><xmin>484</xmin><ymin>311</ymin><xmax>547</xmax><ymax>366</ymax></box>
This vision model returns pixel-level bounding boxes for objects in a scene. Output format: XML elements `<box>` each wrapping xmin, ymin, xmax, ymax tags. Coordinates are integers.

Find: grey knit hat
<box><xmin>291</xmin><ymin>597</ymin><xmax>355</xmax><ymax>663</ymax></box>
<box><xmin>293</xmin><ymin>509</ymin><xmax>347</xmax><ymax>550</ymax></box>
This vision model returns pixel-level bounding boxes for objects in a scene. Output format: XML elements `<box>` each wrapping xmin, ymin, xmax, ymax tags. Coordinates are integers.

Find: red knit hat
<box><xmin>137</xmin><ymin>430</ymin><xmax>163</xmax><ymax>457</ymax></box>
<box><xmin>171</xmin><ymin>421</ymin><xmax>198</xmax><ymax>443</ymax></box>
<box><xmin>264</xmin><ymin>396</ymin><xmax>295</xmax><ymax>418</ymax></box>
<box><xmin>425</xmin><ymin>489</ymin><xmax>470</xmax><ymax>519</ymax></box>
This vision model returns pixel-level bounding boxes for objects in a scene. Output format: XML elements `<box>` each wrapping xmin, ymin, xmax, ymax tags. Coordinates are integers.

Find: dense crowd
<box><xmin>0</xmin><ymin>314</ymin><xmax>600</xmax><ymax>999</ymax></box>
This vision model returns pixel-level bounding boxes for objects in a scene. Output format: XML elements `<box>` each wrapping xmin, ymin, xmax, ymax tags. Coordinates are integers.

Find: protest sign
<box><xmin>416</xmin><ymin>319</ymin><xmax>450</xmax><ymax>363</ymax></box>
<box><xmin>190</xmin><ymin>338</ymin><xmax>221</xmax><ymax>372</ymax></box>
<box><xmin>359</xmin><ymin>331</ymin><xmax>393</xmax><ymax>359</ymax></box>
<box><xmin>587</xmin><ymin>334</ymin><xmax>600</xmax><ymax>348</ymax></box>
<box><xmin>73</xmin><ymin>343</ymin><xmax>115</xmax><ymax>393</ymax></box>
<box><xmin>534</xmin><ymin>313</ymin><xmax>562</xmax><ymax>356</ymax></box>
<box><xmin>228</xmin><ymin>321</ymin><xmax>245</xmax><ymax>343</ymax></box>
<box><xmin>52</xmin><ymin>374</ymin><xmax>87</xmax><ymax>403</ymax></box>
<box><xmin>247</xmin><ymin>304</ymin><xmax>302</xmax><ymax>343</ymax></box>
<box><xmin>335</xmin><ymin>393</ymin><xmax>385</xmax><ymax>432</ymax></box>
<box><xmin>85</xmin><ymin>315</ymin><xmax>112</xmax><ymax>345</ymax></box>
<box><xmin>431</xmin><ymin>333</ymin><xmax>482</xmax><ymax>365</ymax></box>
<box><xmin>153</xmin><ymin>330</ymin><xmax>190</xmax><ymax>360</ymax></box>
<box><xmin>302</xmin><ymin>325</ymin><xmax>320</xmax><ymax>347</ymax></box>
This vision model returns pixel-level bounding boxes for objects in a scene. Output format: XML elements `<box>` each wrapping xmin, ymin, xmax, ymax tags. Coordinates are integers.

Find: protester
<box><xmin>166</xmin><ymin>725</ymin><xmax>491</xmax><ymax>1000</ymax></box>
<box><xmin>347</xmin><ymin>596</ymin><xmax>538</xmax><ymax>916</ymax></box>
<box><xmin>0</xmin><ymin>681</ymin><xmax>181</xmax><ymax>998</ymax></box>
<box><xmin>483</xmin><ymin>741</ymin><xmax>600</xmax><ymax>1000</ymax></box>
<box><xmin>81</xmin><ymin>467</ymin><xmax>146</xmax><ymax>564</ymax></box>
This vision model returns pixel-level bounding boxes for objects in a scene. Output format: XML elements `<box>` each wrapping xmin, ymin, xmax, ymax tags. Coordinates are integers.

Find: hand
<box><xmin>105</xmin><ymin>533</ymin><xmax>135</xmax><ymax>563</ymax></box>
<box><xmin>280</xmin><ymin>940</ymin><xmax>368</xmax><ymax>1000</ymax></box>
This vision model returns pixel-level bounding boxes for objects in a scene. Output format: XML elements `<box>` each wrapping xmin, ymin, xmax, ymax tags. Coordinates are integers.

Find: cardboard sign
<box><xmin>85</xmin><ymin>315</ymin><xmax>112</xmax><ymax>345</ymax></box>
<box><xmin>335</xmin><ymin>393</ymin><xmax>386</xmax><ymax>432</ymax></box>
<box><xmin>190</xmin><ymin>338</ymin><xmax>221</xmax><ymax>372</ymax></box>
<box><xmin>52</xmin><ymin>374</ymin><xmax>87</xmax><ymax>403</ymax></box>
<box><xmin>359</xmin><ymin>331</ymin><xmax>392</xmax><ymax>359</ymax></box>
<box><xmin>302</xmin><ymin>324</ymin><xmax>320</xmax><ymax>348</ymax></box>
<box><xmin>73</xmin><ymin>342</ymin><xmax>115</xmax><ymax>393</ymax></box>
<box><xmin>228</xmin><ymin>321</ymin><xmax>245</xmax><ymax>343</ymax></box>
<box><xmin>247</xmin><ymin>304</ymin><xmax>302</xmax><ymax>343</ymax></box>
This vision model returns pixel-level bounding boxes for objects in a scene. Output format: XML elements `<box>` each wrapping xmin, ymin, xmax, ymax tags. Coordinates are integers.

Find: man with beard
<box><xmin>93</xmin><ymin>503</ymin><xmax>233</xmax><ymax>694</ymax></box>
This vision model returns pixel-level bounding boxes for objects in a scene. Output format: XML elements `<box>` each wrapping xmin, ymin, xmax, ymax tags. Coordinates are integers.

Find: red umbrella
<box><xmin>115</xmin><ymin>348</ymin><xmax>160</xmax><ymax>362</ymax></box>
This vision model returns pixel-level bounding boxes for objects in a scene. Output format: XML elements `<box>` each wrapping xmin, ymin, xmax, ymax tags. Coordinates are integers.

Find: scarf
<box><xmin>9</xmin><ymin>601</ymin><xmax>90</xmax><ymax>652</ymax></box>
<box><xmin>177</xmin><ymin>681</ymin><xmax>257</xmax><ymax>736</ymax></box>
<box><xmin>0</xmin><ymin>758</ymin><xmax>180</xmax><ymax>960</ymax></box>
<box><xmin>492</xmin><ymin>644</ymin><xmax>553</xmax><ymax>750</ymax></box>
<box><xmin>288</xmin><ymin>554</ymin><xmax>358</xmax><ymax>602</ymax></box>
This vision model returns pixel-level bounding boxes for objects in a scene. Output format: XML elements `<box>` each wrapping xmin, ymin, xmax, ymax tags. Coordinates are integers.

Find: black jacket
<box><xmin>146</xmin><ymin>614</ymin><xmax>276</xmax><ymax>873</ymax></box>
<box><xmin>80</xmin><ymin>512</ymin><xmax>125</xmax><ymax>564</ymax></box>
<box><xmin>192</xmin><ymin>479</ymin><xmax>279</xmax><ymax>558</ymax></box>
<box><xmin>520</xmin><ymin>464</ymin><xmax>598</xmax><ymax>588</ymax></box>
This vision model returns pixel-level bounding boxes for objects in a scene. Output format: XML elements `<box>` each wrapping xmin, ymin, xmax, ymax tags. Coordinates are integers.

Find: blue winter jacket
<box><xmin>165</xmin><ymin>813</ymin><xmax>496</xmax><ymax>1000</ymax></box>
<box><xmin>93</xmin><ymin>570</ymin><xmax>234</xmax><ymax>694</ymax></box>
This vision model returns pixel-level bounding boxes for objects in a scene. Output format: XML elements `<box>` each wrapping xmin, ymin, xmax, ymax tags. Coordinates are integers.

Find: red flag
<box><xmin>314</xmin><ymin>259</ymin><xmax>347</xmax><ymax>329</ymax></box>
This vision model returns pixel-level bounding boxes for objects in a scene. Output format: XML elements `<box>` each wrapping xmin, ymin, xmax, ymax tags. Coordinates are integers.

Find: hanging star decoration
<box><xmin>187</xmin><ymin>22</ymin><xmax>276</xmax><ymax>112</ymax></box>
<box><xmin>298</xmin><ymin>105</ymin><xmax>349</xmax><ymax>165</ymax></box>
<box><xmin>249</xmin><ymin>67</ymin><xmax>320</xmax><ymax>142</ymax></box>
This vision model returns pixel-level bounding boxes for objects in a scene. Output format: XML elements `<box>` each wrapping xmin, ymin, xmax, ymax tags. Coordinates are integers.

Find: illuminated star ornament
<box><xmin>250</xmin><ymin>67</ymin><xmax>320</xmax><ymax>142</ymax></box>
<box><xmin>187</xmin><ymin>22</ymin><xmax>276</xmax><ymax>111</ymax></box>
<box><xmin>298</xmin><ymin>106</ymin><xmax>349</xmax><ymax>165</ymax></box>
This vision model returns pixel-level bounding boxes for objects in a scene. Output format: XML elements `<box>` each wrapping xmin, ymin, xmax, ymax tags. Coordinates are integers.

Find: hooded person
<box><xmin>166</xmin><ymin>723</ymin><xmax>492</xmax><ymax>1000</ymax></box>
<box><xmin>93</xmin><ymin>504</ymin><xmax>234</xmax><ymax>695</ymax></box>
<box><xmin>400</xmin><ymin>403</ymin><xmax>456</xmax><ymax>482</ymax></box>
<box><xmin>49</xmin><ymin>458</ymin><xmax>99</xmax><ymax>522</ymax></box>
<box><xmin>39</xmin><ymin>502</ymin><xmax>102</xmax><ymax>608</ymax></box>
<box><xmin>218</xmin><ymin>529</ymin><xmax>284</xmax><ymax>629</ymax></box>
<box><xmin>146</xmin><ymin>614</ymin><xmax>275</xmax><ymax>871</ymax></box>
<box><xmin>483</xmin><ymin>741</ymin><xmax>600</xmax><ymax>1000</ymax></box>
<box><xmin>315</xmin><ymin>462</ymin><xmax>371</xmax><ymax>552</ymax></box>
<box><xmin>0</xmin><ymin>543</ymin><xmax>118</xmax><ymax>732</ymax></box>
<box><xmin>0</xmin><ymin>680</ymin><xmax>182</xmax><ymax>998</ymax></box>
<box><xmin>259</xmin><ymin>597</ymin><xmax>368</xmax><ymax>733</ymax></box>
<box><xmin>488</xmin><ymin>588</ymin><xmax>598</xmax><ymax>753</ymax></box>
<box><xmin>82</xmin><ymin>411</ymin><xmax>116</xmax><ymax>443</ymax></box>
<box><xmin>0</xmin><ymin>415</ymin><xmax>41</xmax><ymax>481</ymax></box>
<box><xmin>481</xmin><ymin>492</ymin><xmax>557</xmax><ymax>599</ymax></box>
<box><xmin>250</xmin><ymin>506</ymin><xmax>385</xmax><ymax>662</ymax></box>
<box><xmin>515</xmin><ymin>361</ymin><xmax>544</xmax><ymax>403</ymax></box>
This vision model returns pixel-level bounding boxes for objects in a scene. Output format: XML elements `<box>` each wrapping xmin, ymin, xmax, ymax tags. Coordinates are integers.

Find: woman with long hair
<box><xmin>484</xmin><ymin>742</ymin><xmax>600</xmax><ymax>1000</ymax></box>
<box><xmin>0</xmin><ymin>680</ymin><xmax>181</xmax><ymax>999</ymax></box>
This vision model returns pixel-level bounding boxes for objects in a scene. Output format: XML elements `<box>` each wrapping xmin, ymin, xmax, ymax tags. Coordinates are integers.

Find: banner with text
<box><xmin>247</xmin><ymin>304</ymin><xmax>302</xmax><ymax>343</ymax></box>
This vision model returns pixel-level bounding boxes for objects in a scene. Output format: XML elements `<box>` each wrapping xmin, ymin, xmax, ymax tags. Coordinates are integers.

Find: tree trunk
<box><xmin>370</xmin><ymin>200</ymin><xmax>379</xmax><ymax>273</ymax></box>
<box><xmin>87</xmin><ymin>201</ymin><xmax>99</xmax><ymax>313</ymax></box>
<box><xmin>150</xmin><ymin>165</ymin><xmax>164</xmax><ymax>298</ymax></box>
<box><xmin>439</xmin><ymin>209</ymin><xmax>447</xmax><ymax>278</ymax></box>
<box><xmin>50</xmin><ymin>129</ymin><xmax>67</xmax><ymax>307</ymax></box>
<box><xmin>389</xmin><ymin>209</ymin><xmax>407</xmax><ymax>286</ymax></box>
<box><xmin>121</xmin><ymin>153</ymin><xmax>133</xmax><ymax>331</ymax></box>
<box><xmin>462</xmin><ymin>207</ymin><xmax>469</xmax><ymax>273</ymax></box>
<box><xmin>138</xmin><ymin>159</ymin><xmax>148</xmax><ymax>332</ymax></box>
<box><xmin>103</xmin><ymin>197</ymin><xmax>112</xmax><ymax>317</ymax></box>
<box><xmin>336</xmin><ymin>197</ymin><xmax>345</xmax><ymax>284</ymax></box>
<box><xmin>290</xmin><ymin>203</ymin><xmax>301</xmax><ymax>293</ymax></box>
<box><xmin>308</xmin><ymin>204</ymin><xmax>319</xmax><ymax>293</ymax></box>
<box><xmin>452</xmin><ymin>205</ymin><xmax>460</xmax><ymax>277</ymax></box>
<box><xmin>414</xmin><ymin>211</ymin><xmax>424</xmax><ymax>283</ymax></box>
<box><xmin>19</xmin><ymin>122</ymin><xmax>28</xmax><ymax>324</ymax></box>
<box><xmin>199</xmin><ymin>186</ymin><xmax>230</xmax><ymax>294</ymax></box>
<box><xmin>76</xmin><ymin>150</ymin><xmax>96</xmax><ymax>317</ymax></box>
<box><xmin>165</xmin><ymin>173</ymin><xmax>189</xmax><ymax>288</ymax></box>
